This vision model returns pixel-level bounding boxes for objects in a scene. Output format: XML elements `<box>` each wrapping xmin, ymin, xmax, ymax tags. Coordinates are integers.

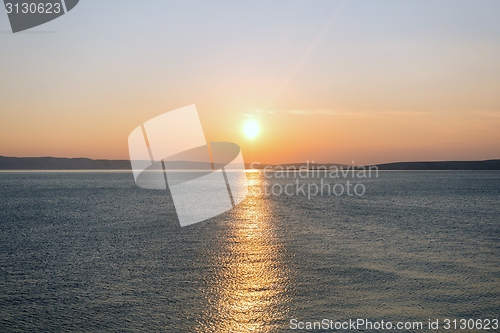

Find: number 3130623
<box><xmin>5</xmin><ymin>2</ymin><xmax>62</xmax><ymax>14</ymax></box>
<box><xmin>443</xmin><ymin>319</ymin><xmax>498</xmax><ymax>330</ymax></box>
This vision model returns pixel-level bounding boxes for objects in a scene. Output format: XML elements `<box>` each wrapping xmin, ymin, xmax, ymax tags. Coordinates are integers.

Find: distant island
<box><xmin>0</xmin><ymin>156</ymin><xmax>131</xmax><ymax>170</ymax></box>
<box><xmin>0</xmin><ymin>156</ymin><xmax>499</xmax><ymax>170</ymax></box>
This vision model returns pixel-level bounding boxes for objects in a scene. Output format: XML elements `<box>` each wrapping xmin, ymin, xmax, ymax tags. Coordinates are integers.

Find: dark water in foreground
<box><xmin>0</xmin><ymin>171</ymin><xmax>499</xmax><ymax>332</ymax></box>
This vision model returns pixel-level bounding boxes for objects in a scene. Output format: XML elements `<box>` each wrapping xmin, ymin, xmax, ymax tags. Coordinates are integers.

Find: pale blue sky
<box><xmin>1</xmin><ymin>0</ymin><xmax>499</xmax><ymax>163</ymax></box>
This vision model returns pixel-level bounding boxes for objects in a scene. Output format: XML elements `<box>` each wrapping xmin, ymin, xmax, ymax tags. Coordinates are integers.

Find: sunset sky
<box><xmin>1</xmin><ymin>0</ymin><xmax>499</xmax><ymax>165</ymax></box>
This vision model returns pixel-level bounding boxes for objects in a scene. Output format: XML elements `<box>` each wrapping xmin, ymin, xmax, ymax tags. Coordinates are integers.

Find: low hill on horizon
<box><xmin>0</xmin><ymin>156</ymin><xmax>131</xmax><ymax>170</ymax></box>
<box><xmin>0</xmin><ymin>156</ymin><xmax>499</xmax><ymax>170</ymax></box>
<box><xmin>371</xmin><ymin>159</ymin><xmax>500</xmax><ymax>170</ymax></box>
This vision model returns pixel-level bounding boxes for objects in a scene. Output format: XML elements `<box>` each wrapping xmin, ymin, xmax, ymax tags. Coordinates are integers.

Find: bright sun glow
<box><xmin>243</xmin><ymin>120</ymin><xmax>260</xmax><ymax>139</ymax></box>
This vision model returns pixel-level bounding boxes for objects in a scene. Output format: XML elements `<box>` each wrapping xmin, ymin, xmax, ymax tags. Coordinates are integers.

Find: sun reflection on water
<box><xmin>196</xmin><ymin>172</ymin><xmax>291</xmax><ymax>332</ymax></box>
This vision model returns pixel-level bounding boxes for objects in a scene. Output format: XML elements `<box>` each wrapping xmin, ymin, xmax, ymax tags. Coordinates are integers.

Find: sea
<box><xmin>0</xmin><ymin>171</ymin><xmax>499</xmax><ymax>332</ymax></box>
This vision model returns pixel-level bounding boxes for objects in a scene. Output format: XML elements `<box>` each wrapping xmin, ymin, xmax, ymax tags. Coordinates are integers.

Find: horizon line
<box><xmin>1</xmin><ymin>155</ymin><xmax>500</xmax><ymax>166</ymax></box>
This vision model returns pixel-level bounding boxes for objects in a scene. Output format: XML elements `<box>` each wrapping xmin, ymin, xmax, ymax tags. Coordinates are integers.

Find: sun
<box><xmin>243</xmin><ymin>120</ymin><xmax>260</xmax><ymax>139</ymax></box>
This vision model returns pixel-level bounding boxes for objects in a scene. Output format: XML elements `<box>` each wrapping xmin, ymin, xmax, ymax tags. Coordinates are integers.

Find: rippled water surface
<box><xmin>1</xmin><ymin>171</ymin><xmax>499</xmax><ymax>332</ymax></box>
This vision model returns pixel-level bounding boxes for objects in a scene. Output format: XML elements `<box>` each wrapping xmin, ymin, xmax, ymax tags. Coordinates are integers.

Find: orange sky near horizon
<box><xmin>1</xmin><ymin>1</ymin><xmax>499</xmax><ymax>165</ymax></box>
<box><xmin>2</xmin><ymin>101</ymin><xmax>499</xmax><ymax>166</ymax></box>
